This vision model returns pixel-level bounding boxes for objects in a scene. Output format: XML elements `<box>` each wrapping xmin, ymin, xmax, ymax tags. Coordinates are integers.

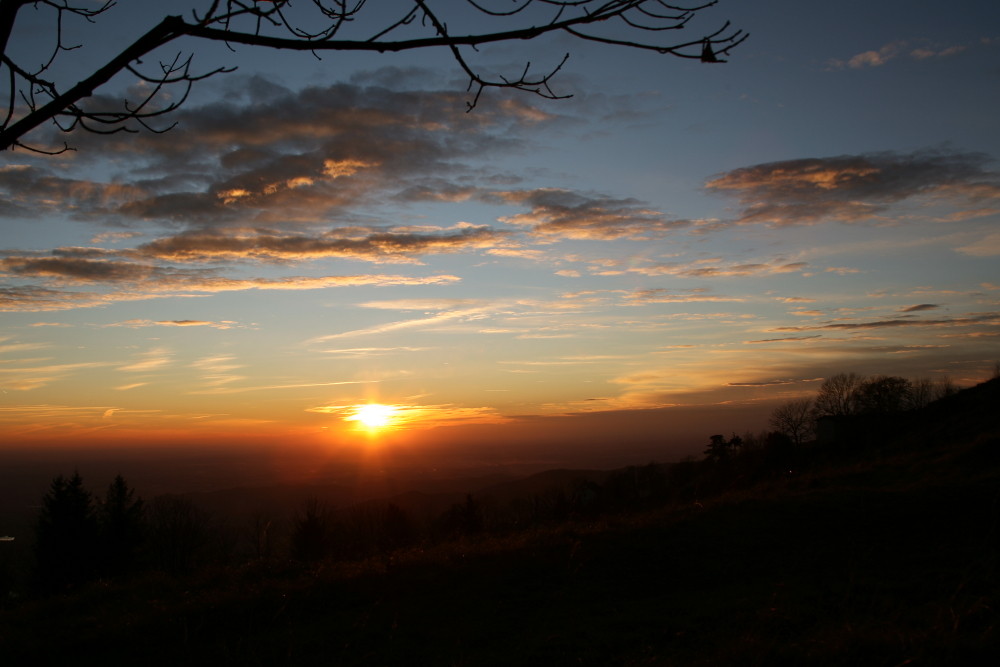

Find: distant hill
<box><xmin>1</xmin><ymin>378</ymin><xmax>998</xmax><ymax>665</ymax></box>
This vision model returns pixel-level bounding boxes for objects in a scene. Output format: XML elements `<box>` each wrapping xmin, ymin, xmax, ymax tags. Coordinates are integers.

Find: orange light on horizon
<box><xmin>346</xmin><ymin>403</ymin><xmax>398</xmax><ymax>433</ymax></box>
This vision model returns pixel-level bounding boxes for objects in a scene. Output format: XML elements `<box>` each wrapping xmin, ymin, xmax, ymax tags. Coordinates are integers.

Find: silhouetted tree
<box><xmin>458</xmin><ymin>494</ymin><xmax>484</xmax><ymax>535</ymax></box>
<box><xmin>569</xmin><ymin>478</ymin><xmax>604</xmax><ymax>518</ymax></box>
<box><xmin>97</xmin><ymin>474</ymin><xmax>145</xmax><ymax>577</ymax></box>
<box><xmin>769</xmin><ymin>397</ymin><xmax>814</xmax><ymax>446</ymax></box>
<box><xmin>855</xmin><ymin>375</ymin><xmax>912</xmax><ymax>415</ymax></box>
<box><xmin>290</xmin><ymin>496</ymin><xmax>330</xmax><ymax>562</ymax></box>
<box><xmin>145</xmin><ymin>495</ymin><xmax>212</xmax><ymax>574</ymax></box>
<box><xmin>813</xmin><ymin>372</ymin><xmax>865</xmax><ymax>417</ymax></box>
<box><xmin>247</xmin><ymin>509</ymin><xmax>275</xmax><ymax>561</ymax></box>
<box><xmin>909</xmin><ymin>377</ymin><xmax>937</xmax><ymax>410</ymax></box>
<box><xmin>438</xmin><ymin>494</ymin><xmax>484</xmax><ymax>538</ymax></box>
<box><xmin>0</xmin><ymin>542</ymin><xmax>14</xmax><ymax>607</ymax></box>
<box><xmin>704</xmin><ymin>433</ymin><xmax>741</xmax><ymax>462</ymax></box>
<box><xmin>761</xmin><ymin>431</ymin><xmax>796</xmax><ymax>471</ymax></box>
<box><xmin>704</xmin><ymin>434</ymin><xmax>727</xmax><ymax>461</ymax></box>
<box><xmin>1</xmin><ymin>1</ymin><xmax>746</xmax><ymax>152</ymax></box>
<box><xmin>381</xmin><ymin>503</ymin><xmax>416</xmax><ymax>551</ymax></box>
<box><xmin>33</xmin><ymin>472</ymin><xmax>98</xmax><ymax>592</ymax></box>
<box><xmin>935</xmin><ymin>376</ymin><xmax>958</xmax><ymax>400</ymax></box>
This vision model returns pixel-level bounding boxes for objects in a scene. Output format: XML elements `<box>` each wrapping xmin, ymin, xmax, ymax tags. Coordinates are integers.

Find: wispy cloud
<box><xmin>0</xmin><ymin>361</ymin><xmax>110</xmax><ymax>391</ymax></box>
<box><xmin>828</xmin><ymin>40</ymin><xmax>970</xmax><ymax>69</ymax></box>
<box><xmin>626</xmin><ymin>258</ymin><xmax>809</xmax><ymax>278</ymax></box>
<box><xmin>745</xmin><ymin>335</ymin><xmax>824</xmax><ymax>344</ymax></box>
<box><xmin>319</xmin><ymin>346</ymin><xmax>434</xmax><ymax>357</ymax></box>
<box><xmin>622</xmin><ymin>288</ymin><xmax>744</xmax><ymax>304</ymax></box>
<box><xmin>356</xmin><ymin>298</ymin><xmax>482</xmax><ymax>311</ymax></box>
<box><xmin>118</xmin><ymin>347</ymin><xmax>172</xmax><ymax>373</ymax></box>
<box><xmin>0</xmin><ymin>341</ymin><xmax>50</xmax><ymax>354</ymax></box>
<box><xmin>108</xmin><ymin>319</ymin><xmax>240</xmax><ymax>329</ymax></box>
<box><xmin>956</xmin><ymin>232</ymin><xmax>1000</xmax><ymax>257</ymax></box>
<box><xmin>828</xmin><ymin>40</ymin><xmax>907</xmax><ymax>69</ymax></box>
<box><xmin>309</xmin><ymin>305</ymin><xmax>499</xmax><ymax>341</ymax></box>
<box><xmin>190</xmin><ymin>380</ymin><xmax>374</xmax><ymax>395</ymax></box>
<box><xmin>773</xmin><ymin>312</ymin><xmax>1000</xmax><ymax>332</ymax></box>
<box><xmin>114</xmin><ymin>382</ymin><xmax>148</xmax><ymax>391</ymax></box>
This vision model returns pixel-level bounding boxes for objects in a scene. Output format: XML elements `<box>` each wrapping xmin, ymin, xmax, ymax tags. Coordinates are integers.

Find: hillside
<box><xmin>1</xmin><ymin>380</ymin><xmax>998</xmax><ymax>665</ymax></box>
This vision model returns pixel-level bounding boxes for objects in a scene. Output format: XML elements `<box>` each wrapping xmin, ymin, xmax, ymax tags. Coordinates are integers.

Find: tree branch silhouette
<box><xmin>1</xmin><ymin>0</ymin><xmax>746</xmax><ymax>153</ymax></box>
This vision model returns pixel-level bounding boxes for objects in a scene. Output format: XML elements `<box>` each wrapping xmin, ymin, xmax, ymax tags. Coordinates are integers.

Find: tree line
<box><xmin>5</xmin><ymin>457</ymin><xmax>772</xmax><ymax>599</ymax></box>
<box><xmin>768</xmin><ymin>372</ymin><xmax>960</xmax><ymax>447</ymax></box>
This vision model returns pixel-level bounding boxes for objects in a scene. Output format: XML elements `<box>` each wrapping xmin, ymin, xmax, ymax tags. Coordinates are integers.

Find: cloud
<box><xmin>623</xmin><ymin>288</ymin><xmax>744</xmax><ymax>304</ymax></box>
<box><xmin>1</xmin><ymin>256</ymin><xmax>158</xmax><ymax>283</ymax></box>
<box><xmin>0</xmin><ymin>164</ymin><xmax>145</xmax><ymax>220</ymax></box>
<box><xmin>108</xmin><ymin>319</ymin><xmax>239</xmax><ymax>329</ymax></box>
<box><xmin>627</xmin><ymin>259</ymin><xmax>809</xmax><ymax>278</ymax></box>
<box><xmin>357</xmin><ymin>298</ymin><xmax>482</xmax><ymax>311</ymax></box>
<box><xmin>25</xmin><ymin>77</ymin><xmax>540</xmax><ymax>231</ymax></box>
<box><xmin>956</xmin><ymin>232</ymin><xmax>1000</xmax><ymax>256</ymax></box>
<box><xmin>309</xmin><ymin>305</ymin><xmax>499</xmax><ymax>341</ymax></box>
<box><xmin>156</xmin><ymin>273</ymin><xmax>461</xmax><ymax>293</ymax></box>
<box><xmin>828</xmin><ymin>40</ymin><xmax>967</xmax><ymax>69</ymax></box>
<box><xmin>115</xmin><ymin>383</ymin><xmax>147</xmax><ymax>391</ymax></box>
<box><xmin>0</xmin><ymin>250</ymin><xmax>461</xmax><ymax>311</ymax></box>
<box><xmin>0</xmin><ymin>361</ymin><xmax>109</xmax><ymax>391</ymax></box>
<box><xmin>773</xmin><ymin>312</ymin><xmax>1000</xmax><ymax>332</ymax></box>
<box><xmin>745</xmin><ymin>335</ymin><xmax>823</xmax><ymax>344</ymax></box>
<box><xmin>706</xmin><ymin>149</ymin><xmax>1000</xmax><ymax>227</ymax></box>
<box><xmin>91</xmin><ymin>231</ymin><xmax>144</xmax><ymax>244</ymax></box>
<box><xmin>319</xmin><ymin>346</ymin><xmax>433</xmax><ymax>357</ymax></box>
<box><xmin>190</xmin><ymin>379</ymin><xmax>374</xmax><ymax>395</ymax></box>
<box><xmin>900</xmin><ymin>303</ymin><xmax>939</xmax><ymax>313</ymax></box>
<box><xmin>494</xmin><ymin>188</ymin><xmax>691</xmax><ymax>240</ymax></box>
<box><xmin>0</xmin><ymin>341</ymin><xmax>50</xmax><ymax>354</ymax></box>
<box><xmin>0</xmin><ymin>286</ymin><xmax>176</xmax><ymax>312</ymax></box>
<box><xmin>118</xmin><ymin>348</ymin><xmax>172</xmax><ymax>373</ymax></box>
<box><xmin>830</xmin><ymin>41</ymin><xmax>907</xmax><ymax>69</ymax></box>
<box><xmin>910</xmin><ymin>45</ymin><xmax>966</xmax><ymax>60</ymax></box>
<box><xmin>727</xmin><ymin>378</ymin><xmax>800</xmax><ymax>387</ymax></box>
<box><xmin>134</xmin><ymin>225</ymin><xmax>506</xmax><ymax>264</ymax></box>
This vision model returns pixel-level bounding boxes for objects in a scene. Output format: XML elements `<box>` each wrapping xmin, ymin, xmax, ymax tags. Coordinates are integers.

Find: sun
<box><xmin>348</xmin><ymin>403</ymin><xmax>396</xmax><ymax>431</ymax></box>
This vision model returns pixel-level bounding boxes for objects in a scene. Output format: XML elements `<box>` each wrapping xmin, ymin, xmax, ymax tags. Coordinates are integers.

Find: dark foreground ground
<box><xmin>2</xmin><ymin>385</ymin><xmax>998</xmax><ymax>665</ymax></box>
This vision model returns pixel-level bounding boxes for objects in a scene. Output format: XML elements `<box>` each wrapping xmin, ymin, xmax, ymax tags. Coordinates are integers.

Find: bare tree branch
<box><xmin>1</xmin><ymin>0</ymin><xmax>746</xmax><ymax>152</ymax></box>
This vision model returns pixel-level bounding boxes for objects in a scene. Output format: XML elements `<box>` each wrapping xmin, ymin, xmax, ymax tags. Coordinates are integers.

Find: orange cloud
<box><xmin>706</xmin><ymin>150</ymin><xmax>1000</xmax><ymax>227</ymax></box>
<box><xmin>136</xmin><ymin>227</ymin><xmax>505</xmax><ymax>263</ymax></box>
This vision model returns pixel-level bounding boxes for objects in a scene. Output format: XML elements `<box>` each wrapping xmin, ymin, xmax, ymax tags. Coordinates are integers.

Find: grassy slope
<box><xmin>2</xmin><ymin>384</ymin><xmax>998</xmax><ymax>666</ymax></box>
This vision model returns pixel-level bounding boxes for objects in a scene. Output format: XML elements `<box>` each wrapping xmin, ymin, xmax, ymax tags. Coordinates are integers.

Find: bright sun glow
<box><xmin>349</xmin><ymin>403</ymin><xmax>396</xmax><ymax>431</ymax></box>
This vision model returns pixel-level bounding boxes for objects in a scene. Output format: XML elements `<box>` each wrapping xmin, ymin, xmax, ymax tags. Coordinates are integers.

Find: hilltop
<box><xmin>1</xmin><ymin>379</ymin><xmax>998</xmax><ymax>665</ymax></box>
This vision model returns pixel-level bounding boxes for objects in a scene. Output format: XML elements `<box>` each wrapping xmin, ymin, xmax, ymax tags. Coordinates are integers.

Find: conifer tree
<box><xmin>34</xmin><ymin>472</ymin><xmax>98</xmax><ymax>592</ymax></box>
<box><xmin>98</xmin><ymin>474</ymin><xmax>145</xmax><ymax>576</ymax></box>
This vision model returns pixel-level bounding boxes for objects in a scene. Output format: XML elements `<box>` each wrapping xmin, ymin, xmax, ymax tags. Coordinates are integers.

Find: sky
<box><xmin>1</xmin><ymin>1</ymin><xmax>999</xmax><ymax>467</ymax></box>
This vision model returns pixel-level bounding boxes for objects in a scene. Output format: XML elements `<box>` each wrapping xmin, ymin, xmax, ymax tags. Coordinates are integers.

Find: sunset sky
<box><xmin>1</xmin><ymin>1</ymin><xmax>998</xmax><ymax>463</ymax></box>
